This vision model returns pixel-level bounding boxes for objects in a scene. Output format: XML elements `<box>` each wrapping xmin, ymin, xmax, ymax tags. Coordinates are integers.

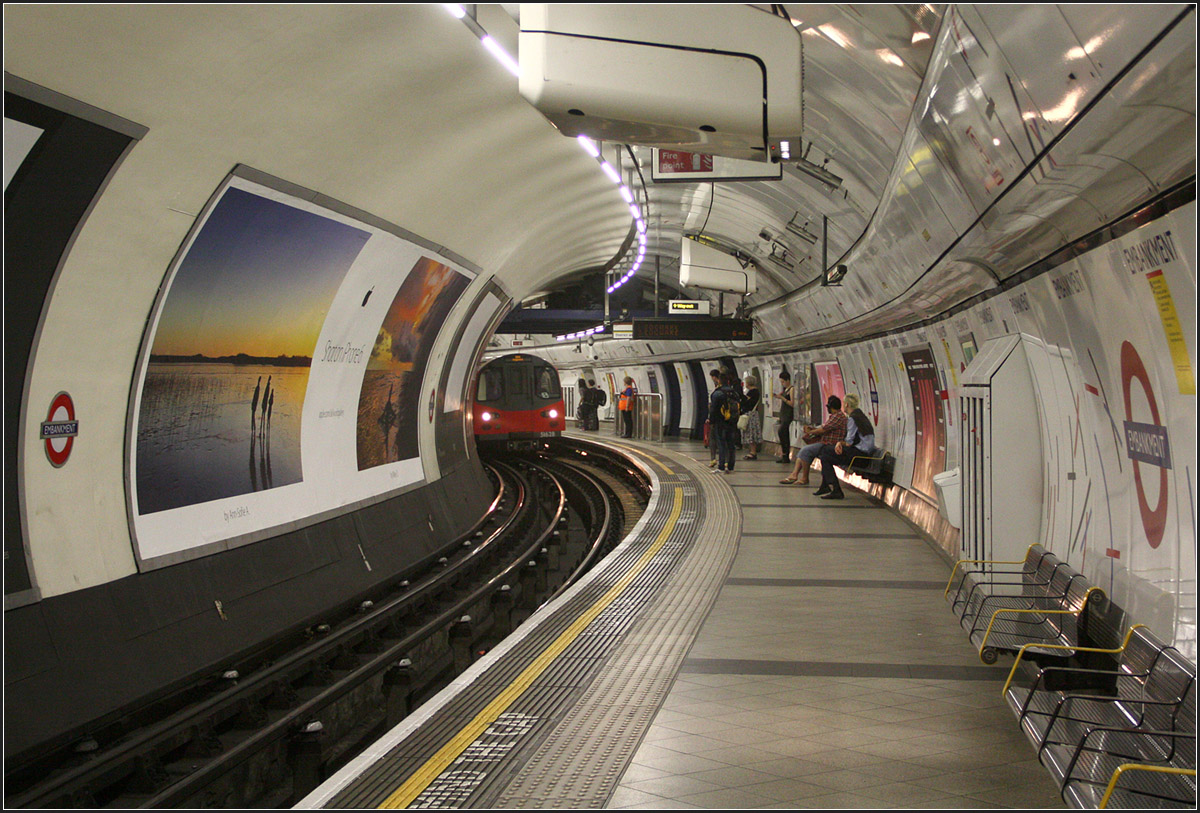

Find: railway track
<box><xmin>6</xmin><ymin>440</ymin><xmax>649</xmax><ymax>809</ymax></box>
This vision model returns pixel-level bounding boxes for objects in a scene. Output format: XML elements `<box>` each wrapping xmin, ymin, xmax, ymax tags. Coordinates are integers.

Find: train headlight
<box><xmin>548</xmin><ymin>409</ymin><xmax>558</xmax><ymax>419</ymax></box>
<box><xmin>481</xmin><ymin>411</ymin><xmax>492</xmax><ymax>422</ymax></box>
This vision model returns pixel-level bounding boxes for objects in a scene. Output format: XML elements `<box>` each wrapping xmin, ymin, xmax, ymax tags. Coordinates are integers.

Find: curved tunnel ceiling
<box><xmin>5</xmin><ymin>4</ymin><xmax>1195</xmax><ymax>354</ymax></box>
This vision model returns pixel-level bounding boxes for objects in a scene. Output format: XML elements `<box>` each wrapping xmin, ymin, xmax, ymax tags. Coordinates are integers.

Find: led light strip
<box><xmin>443</xmin><ymin>5</ymin><xmax>647</xmax><ymax>315</ymax></box>
<box><xmin>578</xmin><ymin>136</ymin><xmax>648</xmax><ymax>296</ymax></box>
<box><xmin>554</xmin><ymin>323</ymin><xmax>607</xmax><ymax>343</ymax></box>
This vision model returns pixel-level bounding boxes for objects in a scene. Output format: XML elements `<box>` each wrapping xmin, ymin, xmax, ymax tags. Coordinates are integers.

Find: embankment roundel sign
<box><xmin>40</xmin><ymin>391</ymin><xmax>79</xmax><ymax>467</ymax></box>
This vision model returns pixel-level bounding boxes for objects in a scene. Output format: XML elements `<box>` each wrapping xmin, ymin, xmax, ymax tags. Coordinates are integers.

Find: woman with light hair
<box><xmin>740</xmin><ymin>374</ymin><xmax>763</xmax><ymax>459</ymax></box>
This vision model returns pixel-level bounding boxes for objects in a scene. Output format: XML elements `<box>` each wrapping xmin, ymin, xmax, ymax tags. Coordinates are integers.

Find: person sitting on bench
<box><xmin>813</xmin><ymin>393</ymin><xmax>875</xmax><ymax>500</ymax></box>
<box><xmin>781</xmin><ymin>395</ymin><xmax>847</xmax><ymax>485</ymax></box>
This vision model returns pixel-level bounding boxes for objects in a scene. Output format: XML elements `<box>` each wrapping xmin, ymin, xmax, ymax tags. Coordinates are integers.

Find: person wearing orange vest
<box><xmin>618</xmin><ymin>376</ymin><xmax>636</xmax><ymax>438</ymax></box>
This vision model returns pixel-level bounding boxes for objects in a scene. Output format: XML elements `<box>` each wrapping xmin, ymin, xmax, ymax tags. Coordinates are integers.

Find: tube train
<box><xmin>473</xmin><ymin>353</ymin><xmax>565</xmax><ymax>447</ymax></box>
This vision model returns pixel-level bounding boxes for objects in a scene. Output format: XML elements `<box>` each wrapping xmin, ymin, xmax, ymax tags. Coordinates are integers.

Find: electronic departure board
<box><xmin>631</xmin><ymin>318</ymin><xmax>753</xmax><ymax>341</ymax></box>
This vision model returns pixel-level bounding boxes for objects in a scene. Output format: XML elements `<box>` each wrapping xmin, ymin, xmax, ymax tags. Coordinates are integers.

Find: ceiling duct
<box><xmin>680</xmin><ymin>236</ymin><xmax>757</xmax><ymax>295</ymax></box>
<box><xmin>518</xmin><ymin>4</ymin><xmax>802</xmax><ymax>162</ymax></box>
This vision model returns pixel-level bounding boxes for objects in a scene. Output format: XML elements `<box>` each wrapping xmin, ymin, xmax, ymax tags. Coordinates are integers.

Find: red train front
<box><xmin>473</xmin><ymin>353</ymin><xmax>565</xmax><ymax>448</ymax></box>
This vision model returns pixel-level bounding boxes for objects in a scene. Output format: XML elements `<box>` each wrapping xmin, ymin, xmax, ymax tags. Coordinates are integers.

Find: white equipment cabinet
<box><xmin>958</xmin><ymin>334</ymin><xmax>1044</xmax><ymax>563</ymax></box>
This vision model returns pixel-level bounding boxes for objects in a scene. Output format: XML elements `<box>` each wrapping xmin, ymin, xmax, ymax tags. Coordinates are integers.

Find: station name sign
<box><xmin>631</xmin><ymin>318</ymin><xmax>753</xmax><ymax>341</ymax></box>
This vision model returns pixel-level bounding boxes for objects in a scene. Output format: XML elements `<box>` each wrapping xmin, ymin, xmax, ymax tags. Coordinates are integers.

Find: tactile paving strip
<box><xmin>493</xmin><ymin>445</ymin><xmax>741</xmax><ymax>808</ymax></box>
<box><xmin>311</xmin><ymin>442</ymin><xmax>739</xmax><ymax>809</ymax></box>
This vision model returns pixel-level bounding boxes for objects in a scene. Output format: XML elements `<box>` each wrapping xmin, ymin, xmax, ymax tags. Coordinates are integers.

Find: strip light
<box><xmin>444</xmin><ymin>7</ymin><xmax>645</xmax><ymax>312</ymax></box>
<box><xmin>554</xmin><ymin>324</ymin><xmax>607</xmax><ymax>342</ymax></box>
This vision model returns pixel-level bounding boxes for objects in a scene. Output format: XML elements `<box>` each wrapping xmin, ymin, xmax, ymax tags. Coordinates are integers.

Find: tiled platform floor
<box><xmin>607</xmin><ymin>438</ymin><xmax>1065</xmax><ymax>809</ymax></box>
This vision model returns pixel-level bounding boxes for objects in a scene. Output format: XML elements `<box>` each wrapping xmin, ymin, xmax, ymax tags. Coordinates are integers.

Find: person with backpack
<box><xmin>709</xmin><ymin>370</ymin><xmax>742</xmax><ymax>473</ymax></box>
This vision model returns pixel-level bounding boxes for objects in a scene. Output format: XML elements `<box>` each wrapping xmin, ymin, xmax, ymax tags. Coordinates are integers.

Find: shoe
<box><xmin>776</xmin><ymin>457</ymin><xmax>789</xmax><ymax>463</ymax></box>
<box><xmin>813</xmin><ymin>485</ymin><xmax>831</xmax><ymax>496</ymax></box>
<box><xmin>821</xmin><ymin>490</ymin><xmax>845</xmax><ymax>500</ymax></box>
<box><xmin>780</xmin><ymin>476</ymin><xmax>797</xmax><ymax>484</ymax></box>
<box><xmin>795</xmin><ymin>479</ymin><xmax>809</xmax><ymax>486</ymax></box>
<box><xmin>744</xmin><ymin>454</ymin><xmax>757</xmax><ymax>460</ymax></box>
<box><xmin>709</xmin><ymin>460</ymin><xmax>718</xmax><ymax>468</ymax></box>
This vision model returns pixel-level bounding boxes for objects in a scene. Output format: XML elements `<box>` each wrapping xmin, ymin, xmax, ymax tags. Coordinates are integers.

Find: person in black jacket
<box><xmin>709</xmin><ymin>371</ymin><xmax>742</xmax><ymax>473</ymax></box>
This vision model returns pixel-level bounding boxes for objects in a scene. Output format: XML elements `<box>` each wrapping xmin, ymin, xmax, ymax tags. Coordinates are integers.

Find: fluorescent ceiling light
<box><xmin>443</xmin><ymin>4</ymin><xmax>467</xmax><ymax>19</ymax></box>
<box><xmin>481</xmin><ymin>36</ymin><xmax>519</xmax><ymax>77</ymax></box>
<box><xmin>600</xmin><ymin>161</ymin><xmax>621</xmax><ymax>184</ymax></box>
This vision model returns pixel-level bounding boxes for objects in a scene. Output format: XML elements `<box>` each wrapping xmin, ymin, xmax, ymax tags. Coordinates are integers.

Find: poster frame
<box><xmin>123</xmin><ymin>166</ymin><xmax>480</xmax><ymax>572</ymax></box>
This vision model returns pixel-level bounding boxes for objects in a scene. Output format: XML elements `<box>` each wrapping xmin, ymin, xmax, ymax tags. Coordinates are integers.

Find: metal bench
<box><xmin>961</xmin><ymin>559</ymin><xmax>1103</xmax><ymax>665</ymax></box>
<box><xmin>945</xmin><ymin>544</ymin><xmax>1060</xmax><ymax>625</ymax></box>
<box><xmin>844</xmin><ymin>449</ymin><xmax>894</xmax><ymax>485</ymax></box>
<box><xmin>1002</xmin><ymin>625</ymin><xmax>1197</xmax><ymax>808</ymax></box>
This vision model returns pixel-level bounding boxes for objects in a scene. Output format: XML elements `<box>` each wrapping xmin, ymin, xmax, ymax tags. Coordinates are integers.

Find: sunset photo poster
<box><xmin>134</xmin><ymin>185</ymin><xmax>370</xmax><ymax>515</ymax></box>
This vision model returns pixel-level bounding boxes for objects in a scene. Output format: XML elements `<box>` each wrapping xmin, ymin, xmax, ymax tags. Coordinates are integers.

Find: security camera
<box><xmin>587</xmin><ymin>335</ymin><xmax>595</xmax><ymax>346</ymax></box>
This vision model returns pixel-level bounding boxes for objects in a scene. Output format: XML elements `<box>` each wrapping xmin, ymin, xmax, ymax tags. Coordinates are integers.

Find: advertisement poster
<box><xmin>129</xmin><ymin>176</ymin><xmax>473</xmax><ymax>564</ymax></box>
<box><xmin>902</xmin><ymin>347</ymin><xmax>946</xmax><ymax>500</ymax></box>
<box><xmin>134</xmin><ymin>186</ymin><xmax>371</xmax><ymax>514</ymax></box>
<box><xmin>811</xmin><ymin>360</ymin><xmax>845</xmax><ymax>424</ymax></box>
<box><xmin>357</xmin><ymin>258</ymin><xmax>470</xmax><ymax>470</ymax></box>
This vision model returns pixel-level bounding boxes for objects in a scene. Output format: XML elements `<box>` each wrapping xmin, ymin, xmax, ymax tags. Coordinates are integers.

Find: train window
<box><xmin>476</xmin><ymin>367</ymin><xmax>504</xmax><ymax>402</ymax></box>
<box><xmin>536</xmin><ymin>366</ymin><xmax>561</xmax><ymax>400</ymax></box>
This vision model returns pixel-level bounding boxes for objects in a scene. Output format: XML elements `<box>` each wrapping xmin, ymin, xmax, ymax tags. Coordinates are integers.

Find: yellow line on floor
<box><xmin>378</xmin><ymin>486</ymin><xmax>685</xmax><ymax>809</ymax></box>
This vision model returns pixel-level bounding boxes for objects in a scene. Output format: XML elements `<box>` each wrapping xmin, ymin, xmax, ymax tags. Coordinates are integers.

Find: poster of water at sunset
<box><xmin>133</xmin><ymin>184</ymin><xmax>370</xmax><ymax>515</ymax></box>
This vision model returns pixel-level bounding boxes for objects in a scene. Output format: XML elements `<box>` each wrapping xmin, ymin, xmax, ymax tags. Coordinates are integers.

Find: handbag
<box><xmin>737</xmin><ymin>413</ymin><xmax>750</xmax><ymax>431</ymax></box>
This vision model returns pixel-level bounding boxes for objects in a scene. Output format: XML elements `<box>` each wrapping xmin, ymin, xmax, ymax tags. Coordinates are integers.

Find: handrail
<box><xmin>1098</xmin><ymin>763</ymin><xmax>1197</xmax><ymax>808</ymax></box>
<box><xmin>1002</xmin><ymin>624</ymin><xmax>1146</xmax><ymax>696</ymax></box>
<box><xmin>944</xmin><ymin>544</ymin><xmax>1039</xmax><ymax>598</ymax></box>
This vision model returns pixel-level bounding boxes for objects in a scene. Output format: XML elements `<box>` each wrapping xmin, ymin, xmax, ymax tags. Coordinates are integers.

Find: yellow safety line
<box><xmin>1099</xmin><ymin>764</ymin><xmax>1195</xmax><ymax>808</ymax></box>
<box><xmin>379</xmin><ymin>486</ymin><xmax>685</xmax><ymax>809</ymax></box>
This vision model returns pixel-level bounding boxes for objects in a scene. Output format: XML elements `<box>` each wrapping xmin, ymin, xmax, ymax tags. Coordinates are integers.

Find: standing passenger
<box><xmin>741</xmin><ymin>375</ymin><xmax>762</xmax><ymax>459</ymax></box>
<box><xmin>706</xmin><ymin>368</ymin><xmax>722</xmax><ymax>467</ymax></box>
<box><xmin>710</xmin><ymin>371</ymin><xmax>742</xmax><ymax>473</ymax></box>
<box><xmin>776</xmin><ymin>370</ymin><xmax>794</xmax><ymax>463</ymax></box>
<box><xmin>618</xmin><ymin>376</ymin><xmax>636</xmax><ymax>438</ymax></box>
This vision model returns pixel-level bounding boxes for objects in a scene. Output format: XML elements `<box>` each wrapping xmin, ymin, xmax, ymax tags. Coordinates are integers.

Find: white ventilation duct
<box><xmin>680</xmin><ymin>237</ymin><xmax>757</xmax><ymax>295</ymax></box>
<box><xmin>518</xmin><ymin>4</ymin><xmax>802</xmax><ymax>162</ymax></box>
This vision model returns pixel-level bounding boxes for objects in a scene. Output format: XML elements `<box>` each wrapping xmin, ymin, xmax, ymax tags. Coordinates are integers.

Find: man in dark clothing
<box><xmin>709</xmin><ymin>371</ymin><xmax>742</xmax><ymax>473</ymax></box>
